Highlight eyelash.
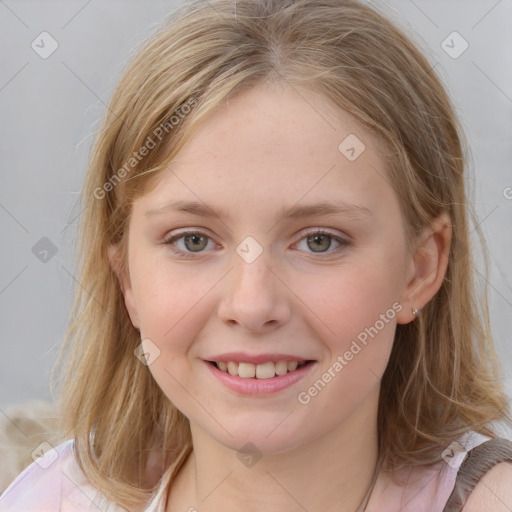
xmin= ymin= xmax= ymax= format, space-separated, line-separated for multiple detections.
xmin=163 ymin=229 xmax=351 ymax=259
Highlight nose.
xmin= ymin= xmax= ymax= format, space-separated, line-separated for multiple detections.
xmin=216 ymin=250 xmax=292 ymax=334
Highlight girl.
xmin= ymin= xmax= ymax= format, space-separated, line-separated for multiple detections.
xmin=2 ymin=0 xmax=512 ymax=510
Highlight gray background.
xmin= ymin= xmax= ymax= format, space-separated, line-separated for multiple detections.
xmin=1 ymin=1 xmax=511 ymax=419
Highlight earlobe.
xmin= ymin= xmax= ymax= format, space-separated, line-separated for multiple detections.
xmin=396 ymin=211 xmax=452 ymax=325
xmin=107 ymin=243 xmax=141 ymax=330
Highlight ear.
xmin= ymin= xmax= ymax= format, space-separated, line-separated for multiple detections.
xmin=107 ymin=243 xmax=141 ymax=330
xmin=396 ymin=211 xmax=452 ymax=325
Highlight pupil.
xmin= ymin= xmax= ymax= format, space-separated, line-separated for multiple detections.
xmin=183 ymin=234 xmax=331 ymax=253
xmin=308 ymin=234 xmax=330 ymax=252
xmin=185 ymin=235 xmax=207 ymax=252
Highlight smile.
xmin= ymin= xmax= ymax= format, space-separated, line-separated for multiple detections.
xmin=208 ymin=360 xmax=310 ymax=379
xmin=204 ymin=360 xmax=317 ymax=395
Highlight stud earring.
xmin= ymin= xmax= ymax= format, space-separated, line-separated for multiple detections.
xmin=412 ymin=307 xmax=418 ymax=318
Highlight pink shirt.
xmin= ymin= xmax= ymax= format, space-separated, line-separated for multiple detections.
xmin=0 ymin=431 xmax=491 ymax=511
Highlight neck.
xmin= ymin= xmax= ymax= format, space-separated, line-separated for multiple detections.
xmin=166 ymin=387 xmax=380 ymax=512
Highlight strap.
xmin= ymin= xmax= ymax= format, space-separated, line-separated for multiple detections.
xmin=443 ymin=437 xmax=512 ymax=512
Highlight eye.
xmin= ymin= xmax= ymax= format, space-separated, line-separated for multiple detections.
xmin=164 ymin=230 xmax=216 ymax=258
xmin=164 ymin=228 xmax=350 ymax=258
xmin=294 ymin=229 xmax=350 ymax=255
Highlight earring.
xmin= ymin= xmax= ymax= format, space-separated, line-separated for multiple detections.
xmin=412 ymin=307 xmax=418 ymax=318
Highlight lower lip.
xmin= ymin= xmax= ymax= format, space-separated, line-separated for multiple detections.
xmin=204 ymin=360 xmax=317 ymax=395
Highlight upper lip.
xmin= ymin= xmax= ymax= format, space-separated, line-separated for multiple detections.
xmin=205 ymin=353 xmax=314 ymax=365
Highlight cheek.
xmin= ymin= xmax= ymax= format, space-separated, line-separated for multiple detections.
xmin=295 ymin=269 xmax=399 ymax=416
xmin=133 ymin=258 xmax=220 ymax=348
xmin=301 ymin=260 xmax=401 ymax=335
xmin=132 ymin=265 xmax=216 ymax=407
xmin=293 ymin=257 xmax=401 ymax=390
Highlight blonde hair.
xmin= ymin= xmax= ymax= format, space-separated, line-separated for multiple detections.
xmin=51 ymin=0 xmax=512 ymax=508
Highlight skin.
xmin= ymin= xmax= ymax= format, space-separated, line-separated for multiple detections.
xmin=109 ymin=82 xmax=451 ymax=512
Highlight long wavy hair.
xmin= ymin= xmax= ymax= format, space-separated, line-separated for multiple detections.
xmin=51 ymin=0 xmax=512 ymax=508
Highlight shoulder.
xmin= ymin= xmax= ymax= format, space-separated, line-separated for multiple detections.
xmin=0 ymin=438 xmax=120 ymax=511
xmin=0 ymin=438 xmax=75 ymax=509
xmin=461 ymin=461 xmax=512 ymax=512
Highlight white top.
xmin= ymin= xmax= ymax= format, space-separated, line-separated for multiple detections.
xmin=0 ymin=438 xmax=169 ymax=511
xmin=0 ymin=431 xmax=493 ymax=511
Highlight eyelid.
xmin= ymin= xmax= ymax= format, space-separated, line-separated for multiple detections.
xmin=163 ymin=227 xmax=351 ymax=258
xmin=164 ymin=227 xmax=349 ymax=243
xmin=292 ymin=228 xmax=351 ymax=254
xmin=296 ymin=227 xmax=349 ymax=242
xmin=162 ymin=227 xmax=216 ymax=244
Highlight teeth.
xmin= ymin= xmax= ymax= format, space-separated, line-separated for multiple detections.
xmin=213 ymin=360 xmax=307 ymax=379
xmin=227 ymin=361 xmax=238 ymax=376
xmin=256 ymin=362 xmax=275 ymax=379
xmin=275 ymin=361 xmax=288 ymax=375
xmin=287 ymin=361 xmax=298 ymax=372
xmin=238 ymin=362 xmax=256 ymax=378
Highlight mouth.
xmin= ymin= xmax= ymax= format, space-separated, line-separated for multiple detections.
xmin=206 ymin=360 xmax=315 ymax=379
xmin=204 ymin=358 xmax=317 ymax=395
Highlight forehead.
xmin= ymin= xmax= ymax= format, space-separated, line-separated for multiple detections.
xmin=134 ymin=84 xmax=395 ymax=219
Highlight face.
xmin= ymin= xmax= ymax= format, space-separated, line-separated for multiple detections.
xmin=116 ymin=83 xmax=416 ymax=454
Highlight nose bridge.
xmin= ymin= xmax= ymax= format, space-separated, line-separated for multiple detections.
xmin=217 ymin=238 xmax=289 ymax=331
xmin=231 ymin=240 xmax=275 ymax=296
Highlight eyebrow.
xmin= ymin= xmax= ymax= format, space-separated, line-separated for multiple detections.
xmin=145 ymin=199 xmax=373 ymax=222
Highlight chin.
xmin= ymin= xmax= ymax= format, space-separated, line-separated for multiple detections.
xmin=203 ymin=419 xmax=310 ymax=455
